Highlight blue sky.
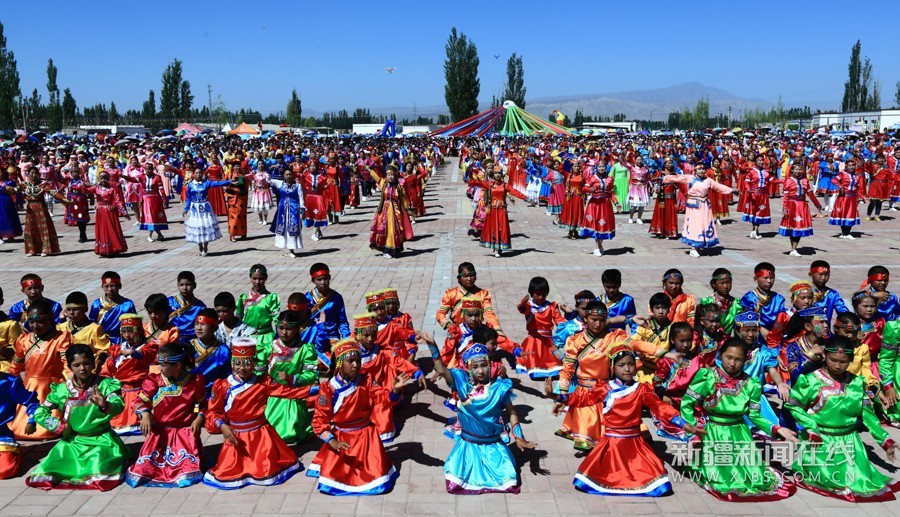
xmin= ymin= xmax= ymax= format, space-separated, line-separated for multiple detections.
xmin=2 ymin=1 xmax=897 ymax=115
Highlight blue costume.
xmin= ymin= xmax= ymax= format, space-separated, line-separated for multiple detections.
xmin=602 ymin=293 xmax=636 ymax=331
xmin=167 ymin=295 xmax=207 ymax=344
xmin=724 ymin=312 xmax=782 ymax=431
xmin=815 ymin=160 xmax=839 ymax=194
xmin=190 ymin=338 xmax=231 ymax=397
xmin=552 ymin=316 xmax=583 ymax=351
xmin=875 ymin=291 xmax=900 ymax=322
xmin=306 ymin=289 xmax=350 ymax=341
xmin=0 ymin=179 xmax=22 ymax=239
xmin=443 ymin=347 xmax=520 ymax=495
xmin=302 ymin=322 xmax=333 ymax=369
xmin=739 ymin=289 xmax=786 ymax=330
xmin=8 ymin=298 xmax=63 ymax=331
xmin=89 ymin=297 xmax=137 ymax=344
xmin=268 ymin=180 xmax=304 ymax=246
xmin=184 ymin=180 xmax=230 ymax=244
xmin=811 ymin=286 xmax=850 ymax=325
xmin=0 ymin=372 xmax=39 ymax=443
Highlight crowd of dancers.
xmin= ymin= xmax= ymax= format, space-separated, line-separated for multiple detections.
xmin=0 ymin=257 xmax=899 ymax=502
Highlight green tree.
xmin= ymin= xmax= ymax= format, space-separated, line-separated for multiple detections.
xmin=26 ymin=88 xmax=41 ymax=121
xmin=109 ymin=101 xmax=118 ymax=122
xmin=286 ymin=88 xmax=302 ymax=127
xmin=142 ymin=90 xmax=156 ymax=119
xmin=61 ymin=88 xmax=76 ymax=126
xmin=502 ymin=53 xmax=526 ymax=108
xmin=841 ymin=40 xmax=861 ymax=112
xmin=179 ymin=80 xmax=193 ymax=118
xmin=160 ymin=59 xmax=184 ymax=121
xmin=46 ymin=59 xmax=62 ymax=131
xmin=0 ymin=22 xmax=20 ymax=129
xmin=443 ymin=28 xmax=480 ymax=122
xmin=692 ymin=97 xmax=709 ymax=129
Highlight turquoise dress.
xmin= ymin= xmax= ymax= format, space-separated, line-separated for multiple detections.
xmin=443 ymin=368 xmax=519 ymax=494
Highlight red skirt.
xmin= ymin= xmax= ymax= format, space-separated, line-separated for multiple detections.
xmin=207 ymin=185 xmax=228 ymax=216
xmin=649 ymin=197 xmax=678 ymax=237
xmin=304 ymin=194 xmax=328 ymax=227
xmin=480 ymin=206 xmax=511 ymax=250
xmin=516 ymin=335 xmax=562 ymax=379
xmin=324 ymin=184 xmax=343 ymax=214
xmin=581 ymin=198 xmax=615 ymax=240
xmin=548 ymin=183 xmax=565 ymax=212
xmin=710 ymin=189 xmax=730 ymax=218
xmin=110 ymin=385 xmax=141 ymax=434
xmin=125 ymin=425 xmax=202 ymax=487
xmin=308 ymin=423 xmax=397 ymax=495
xmin=558 ymin=385 xmax=602 ymax=449
xmin=140 ymin=194 xmax=169 ymax=231
xmin=829 ymin=194 xmax=860 ymax=226
xmin=779 ymin=198 xmax=813 ymax=237
xmin=65 ymin=197 xmax=90 ymax=225
xmin=573 ymin=431 xmax=671 ymax=496
xmin=94 ymin=205 xmax=128 ymax=257
xmin=0 ymin=447 xmax=21 ymax=479
xmin=559 ymin=195 xmax=585 ymax=230
xmin=869 ymin=180 xmax=890 ymax=200
xmin=203 ymin=421 xmax=301 ymax=489
xmin=370 ymin=403 xmax=397 ymax=442
xmin=741 ymin=191 xmax=771 ymax=225
xmin=404 ymin=182 xmax=425 ymax=217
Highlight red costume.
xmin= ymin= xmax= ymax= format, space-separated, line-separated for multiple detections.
xmin=516 ymin=299 xmax=565 ymax=379
xmin=204 ymin=164 xmax=228 ymax=216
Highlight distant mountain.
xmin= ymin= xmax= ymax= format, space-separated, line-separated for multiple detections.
xmin=318 ymin=82 xmax=774 ymax=121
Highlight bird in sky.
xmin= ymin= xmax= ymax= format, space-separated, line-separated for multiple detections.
xmin=385 ymin=67 xmax=397 ymax=74
xmin=494 ymin=54 xmax=500 ymax=60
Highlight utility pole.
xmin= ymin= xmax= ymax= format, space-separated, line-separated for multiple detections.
xmin=207 ymin=84 xmax=213 ymax=116
xmin=727 ymin=106 xmax=732 ymax=128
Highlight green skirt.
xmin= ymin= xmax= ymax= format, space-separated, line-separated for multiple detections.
xmin=793 ymin=430 xmax=897 ymax=501
xmin=687 ymin=420 xmax=793 ymax=501
xmin=265 ymin=397 xmax=312 ymax=444
xmin=26 ymin=430 xmax=129 ymax=491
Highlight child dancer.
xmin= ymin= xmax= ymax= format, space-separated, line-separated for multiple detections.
xmin=552 ymin=290 xmax=595 ymax=351
xmin=183 ymin=168 xmax=232 ymax=257
xmin=236 ymin=264 xmax=281 ymax=341
xmin=600 ymin=269 xmax=637 ymax=330
xmin=306 ymin=263 xmax=351 ymax=342
xmin=203 ymin=338 xmax=309 ymax=489
xmin=680 ymin=338 xmax=798 ymax=501
xmin=309 ymin=339 xmax=404 ymax=495
xmin=86 ymin=170 xmax=129 ymax=257
xmin=249 ymin=161 xmax=273 ymax=225
xmin=63 ymin=167 xmax=90 ymax=242
xmin=779 ymin=162 xmax=822 ymax=256
xmin=581 ymin=164 xmax=618 ymax=256
xmin=427 ymin=339 xmax=535 ymax=494
xmin=380 ymin=288 xmax=418 ymax=362
xmin=144 ymin=293 xmax=180 ymax=375
xmin=255 ymin=311 xmax=318 ymax=444
xmin=829 ymin=159 xmax=866 ymax=240
xmin=125 ymin=343 xmax=207 ymax=488
xmin=89 ymin=272 xmax=137 ymax=344
xmin=626 ymin=154 xmax=651 ymax=224
xmin=102 ymin=314 xmax=158 ymax=435
xmin=630 ymin=292 xmax=674 ymax=382
xmin=663 ymin=162 xmax=733 ymax=257
xmin=26 ymin=344 xmax=129 ymax=491
xmin=268 ymin=168 xmax=305 ymax=257
xmin=516 ymin=277 xmax=565 ymax=387
xmin=0 ymin=369 xmax=37 ymax=479
xmin=867 ymin=154 xmax=891 ymax=221
xmin=740 ymin=262 xmax=787 ymax=332
xmin=692 ymin=303 xmax=725 ymax=365
xmin=0 ymin=287 xmax=21 ymax=374
xmin=699 ymin=268 xmax=741 ymax=335
xmin=861 ymin=266 xmax=900 ymax=321
xmin=559 ymin=162 xmax=586 ymax=239
xmin=786 ymin=336 xmax=900 ymax=501
xmin=136 ymin=165 xmax=169 ymax=242
xmin=809 ymin=261 xmax=850 ymax=324
xmin=783 ymin=306 xmax=829 ymax=384
xmin=662 ymin=269 xmax=695 ymax=323
xmin=651 ymin=322 xmax=702 ymax=439
xmin=560 ymin=343 xmax=698 ymax=496
xmin=649 ymin=159 xmax=680 ymax=239
xmin=168 ymin=271 xmax=207 ymax=345
xmin=190 ymin=308 xmax=231 ymax=396
xmin=60 ymin=292 xmax=111 ymax=366
xmin=767 ymin=281 xmax=815 ymax=349
xmin=8 ymin=300 xmax=71 ymax=440
xmin=224 ymin=164 xmax=247 ymax=242
xmin=8 ymin=274 xmax=63 ymax=329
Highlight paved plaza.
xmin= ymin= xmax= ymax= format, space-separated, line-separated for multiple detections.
xmin=0 ymin=157 xmax=899 ymax=516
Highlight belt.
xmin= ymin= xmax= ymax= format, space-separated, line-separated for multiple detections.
xmin=706 ymin=414 xmax=744 ymax=426
xmin=335 ymin=418 xmax=371 ymax=432
xmin=576 ymin=378 xmax=597 ymax=388
xmin=604 ymin=426 xmax=641 ymax=438
xmin=460 ymin=430 xmax=502 ymax=444
xmin=817 ymin=425 xmax=856 ymax=436
xmin=229 ymin=417 xmax=266 ymax=433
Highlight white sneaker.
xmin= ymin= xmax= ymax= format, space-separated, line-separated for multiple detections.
xmin=789 ymin=250 xmax=801 ymax=257
xmin=593 ymin=249 xmax=603 ymax=256
xmin=383 ymin=253 xmax=392 ymax=258
xmin=754 ymin=232 xmax=762 ymax=240
xmin=147 ymin=236 xmax=154 ymax=243
xmin=689 ymin=249 xmax=700 ymax=258
xmin=749 ymin=231 xmax=757 ymax=239
xmin=311 ymin=233 xmax=320 ymax=241
xmin=628 ymin=219 xmax=635 ymax=224
xmin=636 ymin=219 xmax=643 ymax=225
xmin=715 ymin=218 xmax=721 ymax=225
xmin=892 ymin=207 xmax=898 ymax=211
xmin=844 ymin=234 xmax=856 ymax=240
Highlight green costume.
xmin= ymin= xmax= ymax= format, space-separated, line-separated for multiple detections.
xmin=786 ymin=369 xmax=899 ymax=501
xmin=611 ymin=162 xmax=630 ymax=211
xmin=699 ymin=295 xmax=742 ymax=336
xmin=879 ymin=321 xmax=900 ymax=423
xmin=255 ymin=333 xmax=318 ymax=443
xmin=680 ymin=366 xmax=794 ymax=501
xmin=26 ymin=377 xmax=129 ymax=491
xmin=237 ymin=291 xmax=281 ymax=338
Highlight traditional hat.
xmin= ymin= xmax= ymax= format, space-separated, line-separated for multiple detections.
xmin=332 ymin=338 xmax=361 ymax=363
xmin=734 ymin=311 xmax=760 ymax=327
xmin=797 ymin=306 xmax=826 ymax=318
xmin=232 ymin=337 xmax=257 ymax=359
xmin=608 ymin=342 xmax=635 ymax=367
xmin=789 ymin=281 xmax=813 ymax=299
xmin=462 ymin=343 xmax=489 ymax=365
xmin=381 ymin=288 xmax=399 ymax=302
xmin=119 ymin=313 xmax=142 ymax=331
xmin=353 ymin=312 xmax=378 ymax=331
xmin=461 ymin=298 xmax=483 ymax=313
xmin=364 ymin=290 xmax=386 ymax=308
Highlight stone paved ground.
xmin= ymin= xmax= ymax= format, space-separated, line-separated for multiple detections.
xmin=1 ymin=157 xmax=899 ymax=516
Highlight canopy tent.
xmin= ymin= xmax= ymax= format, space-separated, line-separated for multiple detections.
xmin=228 ymin=122 xmax=259 ymax=135
xmin=174 ymin=122 xmax=202 ymax=136
xmin=429 ymin=101 xmax=574 ymax=137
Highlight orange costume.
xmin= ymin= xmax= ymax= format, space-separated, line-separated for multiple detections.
xmin=516 ymin=299 xmax=565 ymax=379
xmin=8 ymin=329 xmax=72 ymax=440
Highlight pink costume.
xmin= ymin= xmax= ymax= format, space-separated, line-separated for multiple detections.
xmin=663 ymin=175 xmax=732 ymax=249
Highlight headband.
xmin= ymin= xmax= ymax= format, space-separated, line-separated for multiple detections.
xmin=250 ymin=264 xmax=267 ymax=276
xmin=310 ymin=268 xmax=330 ymax=280
xmin=869 ymin=273 xmax=889 ymax=283
xmin=663 ymin=272 xmax=682 ymax=281
xmin=584 ymin=305 xmax=608 ymax=316
xmin=65 ymin=303 xmax=87 ymax=310
xmin=754 ymin=268 xmax=775 ymax=279
xmin=462 ymin=343 xmax=490 ymax=365
xmin=823 ymin=341 xmax=856 ymax=355
xmin=158 ymin=353 xmax=185 ymax=364
xmin=287 ymin=302 xmax=308 ymax=311
xmin=101 ymin=275 xmax=121 ymax=286
xmin=809 ymin=266 xmax=830 ymax=274
xmin=575 ymin=296 xmax=595 ymax=304
xmin=712 ymin=272 xmax=732 ymax=281
xmin=790 ymin=282 xmax=813 ymax=300
xmin=833 ymin=319 xmax=859 ymax=332
xmin=21 ymin=279 xmax=42 ymax=288
xmin=278 ymin=319 xmax=300 ymax=328
xmin=196 ymin=315 xmax=218 ymax=326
